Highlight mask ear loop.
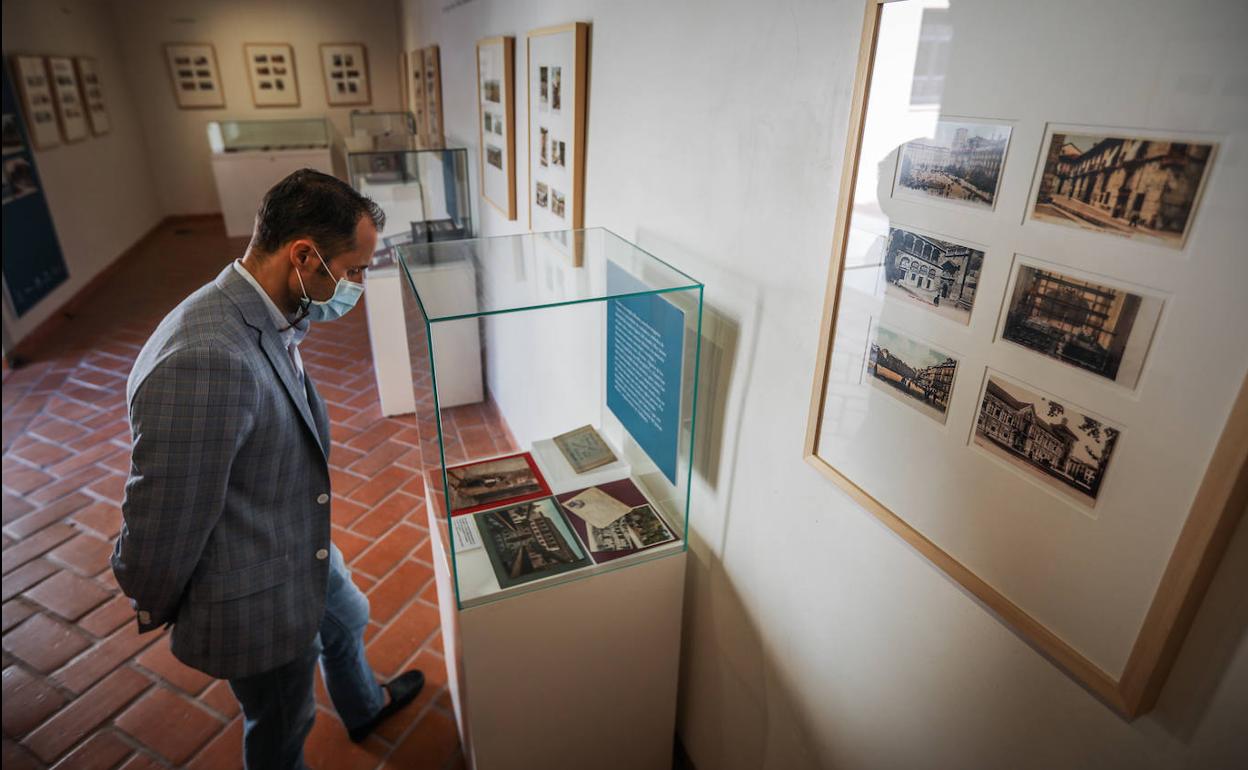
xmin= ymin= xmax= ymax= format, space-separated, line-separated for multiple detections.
xmin=280 ymin=248 xmax=317 ymax=332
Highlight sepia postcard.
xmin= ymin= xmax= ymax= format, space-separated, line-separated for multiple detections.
xmin=865 ymin=322 xmax=959 ymax=424
xmin=561 ymin=486 xmax=630 ymax=529
xmin=477 ymin=498 xmax=590 ymax=589
xmin=894 ymin=119 xmax=1011 ymax=209
xmin=446 ymin=452 xmax=551 ymax=515
xmin=882 ymin=226 xmax=984 ymax=325
xmin=583 ymin=505 xmax=676 ymax=556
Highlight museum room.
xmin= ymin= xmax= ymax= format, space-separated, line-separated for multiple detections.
xmin=2 ymin=0 xmax=1246 ymax=768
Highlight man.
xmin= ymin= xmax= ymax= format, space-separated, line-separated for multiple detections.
xmin=112 ymin=169 xmax=422 ymax=769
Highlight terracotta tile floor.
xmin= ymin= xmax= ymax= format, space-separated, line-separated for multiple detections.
xmin=1 ymin=217 xmax=508 ymax=769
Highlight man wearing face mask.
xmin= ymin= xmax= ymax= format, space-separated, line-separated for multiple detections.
xmin=112 ymin=169 xmax=423 ymax=769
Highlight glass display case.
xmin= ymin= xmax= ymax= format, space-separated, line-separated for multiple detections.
xmin=397 ymin=229 xmax=703 ymax=610
xmin=206 ymin=117 xmax=335 ymax=152
xmin=349 ymin=110 xmax=417 ymax=138
xmin=346 ymin=136 xmax=472 ymax=254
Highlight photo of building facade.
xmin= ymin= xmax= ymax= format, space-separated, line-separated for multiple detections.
xmin=1032 ymin=130 xmax=1214 ymax=247
xmin=478 ymin=498 xmax=590 ymax=588
xmin=895 ymin=120 xmax=1011 ymax=207
xmin=883 ymin=226 xmax=984 ymax=324
xmin=974 ymin=375 xmax=1120 ymax=504
xmin=866 ymin=324 xmax=959 ymax=422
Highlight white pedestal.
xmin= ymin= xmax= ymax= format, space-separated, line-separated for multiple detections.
xmin=429 ymin=503 xmax=686 ymax=770
xmin=210 ymin=148 xmax=337 ymax=237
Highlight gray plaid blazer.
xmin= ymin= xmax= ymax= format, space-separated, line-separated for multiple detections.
xmin=113 ymin=264 xmax=334 ymax=680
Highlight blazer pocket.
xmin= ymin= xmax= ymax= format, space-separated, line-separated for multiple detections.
xmin=188 ymin=555 xmax=291 ymax=602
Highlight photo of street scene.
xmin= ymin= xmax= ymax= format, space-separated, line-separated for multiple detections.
xmin=446 ymin=452 xmax=550 ymax=514
xmin=865 ymin=323 xmax=959 ymax=423
xmin=882 ymin=226 xmax=984 ymax=325
xmin=1031 ymin=129 xmax=1215 ymax=249
xmin=973 ymin=373 xmax=1121 ymax=506
xmin=895 ymin=119 xmax=1011 ymax=208
xmin=477 ymin=498 xmax=590 ymax=589
xmin=1001 ymin=262 xmax=1162 ymax=389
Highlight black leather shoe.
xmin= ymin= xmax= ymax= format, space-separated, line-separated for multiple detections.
xmin=348 ymin=670 xmax=426 ymax=743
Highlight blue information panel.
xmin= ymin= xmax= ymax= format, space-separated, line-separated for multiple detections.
xmin=606 ymin=261 xmax=685 ymax=485
xmin=2 ymin=63 xmax=68 ymax=316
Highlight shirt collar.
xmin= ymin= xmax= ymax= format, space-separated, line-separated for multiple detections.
xmin=232 ymin=260 xmax=309 ymax=346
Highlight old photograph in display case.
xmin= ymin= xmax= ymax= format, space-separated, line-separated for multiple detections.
xmin=805 ymin=0 xmax=1246 ymax=719
xmin=164 ymin=43 xmax=224 ymax=109
xmin=320 ymin=43 xmax=370 ymax=106
xmin=74 ymin=57 xmax=109 ymax=135
xmin=477 ymin=36 xmax=516 ymax=219
xmin=46 ymin=56 xmax=88 ymax=143
xmin=244 ymin=43 xmax=299 ymax=108
xmin=10 ymin=55 xmax=59 ymax=149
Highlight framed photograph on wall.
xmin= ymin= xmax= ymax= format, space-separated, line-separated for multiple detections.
xmin=73 ymin=57 xmax=109 ymax=135
xmin=477 ymin=36 xmax=516 ymax=219
xmin=804 ymin=0 xmax=1245 ymax=719
xmin=164 ymin=43 xmax=224 ymax=109
xmin=45 ymin=56 xmax=88 ymax=143
xmin=320 ymin=43 xmax=370 ymax=106
xmin=527 ymin=22 xmax=589 ymax=258
xmin=422 ymin=45 xmax=444 ymax=147
xmin=407 ymin=48 xmax=428 ymax=140
xmin=244 ymin=43 xmax=299 ymax=108
xmin=10 ymin=55 xmax=60 ymax=149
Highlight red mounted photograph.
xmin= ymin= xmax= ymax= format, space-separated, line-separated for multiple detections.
xmin=444 ymin=451 xmax=552 ymax=515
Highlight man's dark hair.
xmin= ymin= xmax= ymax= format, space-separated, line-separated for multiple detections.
xmin=249 ymin=168 xmax=385 ymax=256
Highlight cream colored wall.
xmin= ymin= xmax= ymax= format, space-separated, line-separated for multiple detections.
xmin=108 ymin=0 xmax=406 ymax=215
xmin=397 ymin=1 xmax=1248 ymax=768
xmin=2 ymin=0 xmax=162 ymax=344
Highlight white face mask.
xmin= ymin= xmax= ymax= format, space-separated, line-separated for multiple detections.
xmin=294 ymin=245 xmax=363 ymax=322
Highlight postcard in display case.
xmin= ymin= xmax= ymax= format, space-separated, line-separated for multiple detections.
xmin=477 ymin=36 xmax=516 ymax=219
xmin=446 ymin=452 xmax=552 ymax=515
xmin=557 ymin=479 xmax=676 ymax=565
xmin=320 ymin=43 xmax=370 ymax=106
xmin=421 ymin=46 xmax=444 ymax=147
xmin=245 ymin=43 xmax=299 ymax=108
xmin=73 ymin=57 xmax=109 ymax=135
xmin=10 ymin=56 xmax=59 ymax=149
xmin=526 ymin=23 xmax=589 ymax=238
xmin=164 ymin=43 xmax=224 ymax=109
xmin=805 ymin=0 xmax=1246 ymax=718
xmin=45 ymin=57 xmax=87 ymax=143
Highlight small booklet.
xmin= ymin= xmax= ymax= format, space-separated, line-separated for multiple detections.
xmin=552 ymin=424 xmax=618 ymax=474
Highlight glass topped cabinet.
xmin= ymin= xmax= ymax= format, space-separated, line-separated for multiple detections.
xmin=207 ymin=117 xmax=336 ymax=152
xmin=349 ymin=110 xmax=417 ymax=138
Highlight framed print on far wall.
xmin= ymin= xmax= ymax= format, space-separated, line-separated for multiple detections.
xmin=10 ymin=55 xmax=60 ymax=149
xmin=422 ymin=46 xmax=444 ymax=147
xmin=74 ymin=57 xmax=109 ymax=135
xmin=477 ymin=36 xmax=516 ymax=219
xmin=527 ymin=22 xmax=589 ymax=248
xmin=164 ymin=43 xmax=224 ymax=109
xmin=320 ymin=43 xmax=370 ymax=106
xmin=244 ymin=43 xmax=299 ymax=108
xmin=408 ymin=48 xmax=427 ymax=140
xmin=46 ymin=56 xmax=88 ymax=143
xmin=805 ymin=0 xmax=1248 ymax=720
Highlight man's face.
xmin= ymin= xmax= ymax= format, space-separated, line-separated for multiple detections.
xmin=290 ymin=215 xmax=378 ymax=303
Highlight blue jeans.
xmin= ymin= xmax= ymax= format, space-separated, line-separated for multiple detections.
xmin=228 ymin=544 xmax=387 ymax=770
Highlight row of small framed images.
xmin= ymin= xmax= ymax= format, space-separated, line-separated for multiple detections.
xmin=163 ymin=42 xmax=372 ymax=110
xmin=9 ymin=54 xmax=110 ymax=150
xmin=890 ymin=117 xmax=1216 ymax=252
xmin=405 ymin=45 xmax=444 ymax=148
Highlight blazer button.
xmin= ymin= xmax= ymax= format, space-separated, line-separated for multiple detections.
xmin=316 ymin=493 xmax=329 ymax=504
xmin=316 ymin=548 xmax=329 ymax=560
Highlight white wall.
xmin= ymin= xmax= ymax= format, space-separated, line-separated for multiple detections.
xmin=108 ymin=0 xmax=405 ymax=215
xmin=398 ymin=1 xmax=1248 ymax=768
xmin=2 ymin=0 xmax=162 ymax=344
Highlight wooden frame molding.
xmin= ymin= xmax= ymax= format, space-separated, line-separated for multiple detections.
xmin=476 ymin=36 xmax=517 ymax=220
xmin=803 ymin=0 xmax=1248 ymax=719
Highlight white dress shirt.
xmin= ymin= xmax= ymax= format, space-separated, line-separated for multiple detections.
xmin=231 ymin=260 xmax=310 ymax=391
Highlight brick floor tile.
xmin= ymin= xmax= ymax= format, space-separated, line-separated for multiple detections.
xmin=115 ymin=686 xmax=221 ymax=766
xmin=52 ymin=623 xmax=161 ymax=694
xmin=100 ymin=451 xmax=132 ymax=475
xmin=350 ymin=492 xmax=420 ymax=539
xmin=325 ymin=402 xmax=357 ymax=424
xmin=329 ymin=444 xmax=366 ymax=471
xmin=5 ymin=393 xmax=50 ymax=419
xmin=69 ymin=368 xmax=124 ymax=389
xmin=65 ymin=422 xmax=129 ymax=454
xmin=367 ymin=560 xmax=434 ymax=624
xmin=2 ymin=523 xmax=76 ymax=574
xmin=10 ymin=438 xmax=74 ymax=469
xmin=46 ymin=728 xmax=132 ymax=770
xmin=47 ymin=533 xmax=114 ymax=577
xmin=353 ymin=525 xmax=424 ymax=579
xmin=3 ymin=492 xmax=93 ymax=540
xmin=332 ymin=497 xmax=370 ymax=528
xmin=85 ymin=474 xmax=127 ymax=505
xmin=373 ymin=649 xmax=446 ymax=744
xmin=344 ymin=404 xmax=384 ymax=430
xmin=346 ymin=420 xmax=402 ymax=453
xmin=46 ymin=443 xmax=122 ymax=479
xmin=45 ymin=397 xmax=102 ymax=424
xmin=186 ymin=716 xmax=242 ymax=770
xmin=3 ymin=738 xmax=42 ymax=770
xmin=401 ymin=473 xmax=430 ymax=498
xmin=2 ymin=464 xmax=53 ymax=496
xmin=3 ymin=613 xmax=91 ymax=673
xmin=332 ymin=526 xmax=372 ymax=564
xmin=198 ymin=679 xmax=240 ymax=720
xmin=329 ymin=468 xmax=366 ymax=496
xmin=391 ymin=427 xmax=421 ymax=446
xmin=23 ymin=666 xmax=152 ymax=763
xmin=2 ymin=492 xmax=35 ymax=524
xmin=386 ymin=709 xmax=461 ymax=770
xmin=329 ymin=422 xmax=360 ymax=446
xmin=78 ymin=594 xmax=134 ymax=638
xmin=347 ymin=466 xmax=408 ymax=508
xmin=2 ymin=599 xmax=39 ymax=633
xmin=70 ymin=501 xmax=123 ymax=540
xmin=135 ymin=637 xmax=213 ymax=695
xmin=24 ymin=569 xmax=113 ymax=621
xmin=304 ymin=713 xmax=388 ymax=770
xmin=2 ymin=665 xmax=68 ymax=737
xmin=28 ymin=417 xmax=89 ymax=446
xmin=349 ymin=440 xmax=409 ymax=477
xmin=352 ymin=572 xmax=376 ymax=594
xmin=366 ymin=600 xmax=440 ymax=679
xmin=2 ymin=559 xmax=59 ymax=602
xmin=394 ymin=446 xmax=422 ymax=471
xmin=117 ymin=750 xmax=166 ymax=770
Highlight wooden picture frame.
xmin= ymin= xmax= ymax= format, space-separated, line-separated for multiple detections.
xmin=320 ymin=42 xmax=370 ymax=107
xmin=804 ymin=0 xmax=1247 ymax=719
xmin=526 ymin=22 xmax=589 ymax=262
xmin=73 ymin=57 xmax=109 ymax=136
xmin=9 ymin=55 xmax=60 ymax=149
xmin=45 ymin=56 xmax=88 ymax=143
xmin=477 ymin=36 xmax=517 ymax=220
xmin=244 ymin=43 xmax=299 ymax=108
xmin=408 ymin=48 xmax=428 ymax=141
xmin=422 ymin=45 xmax=445 ymax=147
xmin=164 ymin=43 xmax=225 ymax=109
